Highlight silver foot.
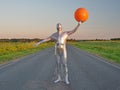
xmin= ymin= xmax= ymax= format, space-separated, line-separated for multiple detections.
xmin=54 ymin=75 xmax=61 ymax=83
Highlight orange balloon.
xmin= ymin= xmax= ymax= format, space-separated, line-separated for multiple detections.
xmin=74 ymin=8 xmax=89 ymax=22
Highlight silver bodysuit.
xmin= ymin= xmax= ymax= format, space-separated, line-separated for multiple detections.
xmin=35 ymin=22 xmax=81 ymax=84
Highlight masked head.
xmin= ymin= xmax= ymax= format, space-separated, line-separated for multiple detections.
xmin=56 ymin=23 xmax=62 ymax=31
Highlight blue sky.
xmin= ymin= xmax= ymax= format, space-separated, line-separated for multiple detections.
xmin=0 ymin=0 xmax=120 ymax=39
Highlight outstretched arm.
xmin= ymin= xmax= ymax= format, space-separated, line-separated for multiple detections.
xmin=35 ymin=37 xmax=51 ymax=46
xmin=67 ymin=22 xmax=82 ymax=36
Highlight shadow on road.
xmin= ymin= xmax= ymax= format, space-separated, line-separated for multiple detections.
xmin=23 ymin=80 xmax=72 ymax=90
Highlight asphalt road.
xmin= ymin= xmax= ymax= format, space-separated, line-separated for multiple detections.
xmin=0 ymin=45 xmax=120 ymax=90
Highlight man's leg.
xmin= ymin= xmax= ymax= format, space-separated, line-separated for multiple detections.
xmin=63 ymin=48 xmax=70 ymax=84
xmin=54 ymin=55 xmax=61 ymax=83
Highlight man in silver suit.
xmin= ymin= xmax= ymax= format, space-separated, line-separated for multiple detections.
xmin=35 ymin=22 xmax=81 ymax=84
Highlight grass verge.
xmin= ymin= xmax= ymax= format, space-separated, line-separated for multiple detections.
xmin=70 ymin=41 xmax=120 ymax=64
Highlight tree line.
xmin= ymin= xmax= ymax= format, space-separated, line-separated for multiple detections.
xmin=0 ymin=38 xmax=119 ymax=42
xmin=0 ymin=38 xmax=41 ymax=42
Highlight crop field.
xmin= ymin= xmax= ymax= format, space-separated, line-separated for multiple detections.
xmin=0 ymin=41 xmax=54 ymax=64
xmin=70 ymin=40 xmax=120 ymax=64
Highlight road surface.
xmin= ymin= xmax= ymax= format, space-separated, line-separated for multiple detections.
xmin=0 ymin=45 xmax=120 ymax=90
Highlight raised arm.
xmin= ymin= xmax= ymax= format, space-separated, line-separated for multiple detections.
xmin=67 ymin=22 xmax=81 ymax=36
xmin=35 ymin=37 xmax=51 ymax=46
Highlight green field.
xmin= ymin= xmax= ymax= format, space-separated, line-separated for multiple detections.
xmin=0 ymin=41 xmax=120 ymax=64
xmin=0 ymin=42 xmax=54 ymax=64
xmin=70 ymin=41 xmax=120 ymax=64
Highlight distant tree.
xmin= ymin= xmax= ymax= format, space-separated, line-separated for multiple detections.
xmin=0 ymin=39 xmax=10 ymax=42
xmin=111 ymin=38 xmax=120 ymax=40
